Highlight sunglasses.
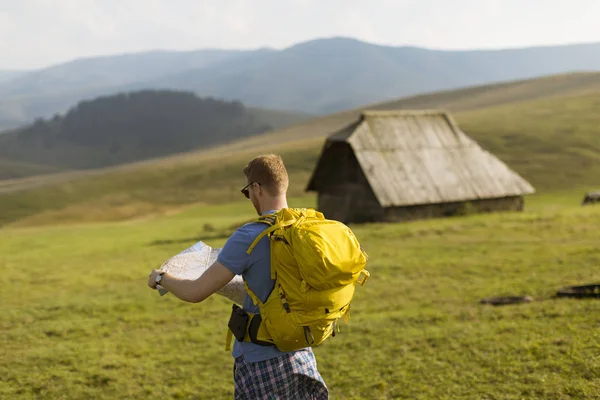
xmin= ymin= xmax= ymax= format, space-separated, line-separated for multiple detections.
xmin=241 ymin=182 xmax=260 ymax=199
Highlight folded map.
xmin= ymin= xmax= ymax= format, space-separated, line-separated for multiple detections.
xmin=157 ymin=240 xmax=245 ymax=305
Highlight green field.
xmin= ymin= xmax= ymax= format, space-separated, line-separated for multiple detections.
xmin=2 ymin=73 xmax=600 ymax=399
xmin=2 ymin=193 xmax=600 ymax=399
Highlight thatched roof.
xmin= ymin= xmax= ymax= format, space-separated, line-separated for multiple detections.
xmin=306 ymin=110 xmax=535 ymax=207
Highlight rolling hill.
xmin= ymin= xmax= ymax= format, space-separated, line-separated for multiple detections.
xmin=0 ymin=90 xmax=309 ymax=177
xmin=216 ymin=72 xmax=600 ymax=151
xmin=1 ymin=73 xmax=599 ymax=227
xmin=3 ymin=71 xmax=598 ymax=180
xmin=0 ymin=158 xmax=67 ymax=180
xmin=2 ymin=37 xmax=600 ymax=130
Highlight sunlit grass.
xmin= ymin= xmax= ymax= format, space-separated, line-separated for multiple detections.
xmin=2 ymin=193 xmax=599 ymax=399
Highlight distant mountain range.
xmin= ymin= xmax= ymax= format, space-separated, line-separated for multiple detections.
xmin=2 ymin=37 xmax=600 ymax=131
xmin=0 ymin=70 xmax=27 ymax=83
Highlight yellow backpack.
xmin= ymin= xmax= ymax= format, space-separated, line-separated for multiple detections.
xmin=225 ymin=207 xmax=370 ymax=353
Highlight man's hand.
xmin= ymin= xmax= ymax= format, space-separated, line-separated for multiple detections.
xmin=147 ymin=261 xmax=235 ymax=303
xmin=148 ymin=269 xmax=163 ymax=289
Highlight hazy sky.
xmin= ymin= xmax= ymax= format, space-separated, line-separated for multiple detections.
xmin=1 ymin=0 xmax=599 ymax=70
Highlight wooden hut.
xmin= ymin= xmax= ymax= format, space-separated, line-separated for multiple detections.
xmin=305 ymin=110 xmax=535 ymax=223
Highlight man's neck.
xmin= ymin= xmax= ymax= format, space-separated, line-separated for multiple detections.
xmin=260 ymin=196 xmax=288 ymax=215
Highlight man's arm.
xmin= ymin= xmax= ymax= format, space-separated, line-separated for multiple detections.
xmin=148 ymin=261 xmax=235 ymax=303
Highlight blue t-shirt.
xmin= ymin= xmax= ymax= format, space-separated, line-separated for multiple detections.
xmin=217 ymin=210 xmax=312 ymax=362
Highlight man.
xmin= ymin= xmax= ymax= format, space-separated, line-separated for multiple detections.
xmin=148 ymin=154 xmax=329 ymax=399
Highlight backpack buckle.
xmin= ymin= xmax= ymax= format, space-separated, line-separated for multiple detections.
xmin=357 ymin=270 xmax=370 ymax=286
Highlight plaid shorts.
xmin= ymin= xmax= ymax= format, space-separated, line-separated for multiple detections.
xmin=233 ymin=350 xmax=329 ymax=399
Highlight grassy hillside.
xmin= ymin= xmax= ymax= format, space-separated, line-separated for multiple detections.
xmin=1 ymin=192 xmax=599 ymax=399
xmin=0 ymin=138 xmax=323 ymax=227
xmin=456 ymin=94 xmax=600 ymax=191
xmin=264 ymin=72 xmax=600 ymax=143
xmin=245 ymin=106 xmax=311 ymax=129
xmin=1 ymin=76 xmax=599 ymax=227
xmin=0 ymin=158 xmax=67 ymax=180
xmin=0 ymin=99 xmax=596 ymax=227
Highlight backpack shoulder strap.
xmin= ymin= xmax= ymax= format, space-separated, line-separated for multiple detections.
xmin=243 ymin=279 xmax=262 ymax=307
xmin=243 ymin=213 xmax=276 ymax=253
xmin=245 ymin=211 xmax=298 ymax=254
xmin=246 ymin=223 xmax=279 ymax=254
